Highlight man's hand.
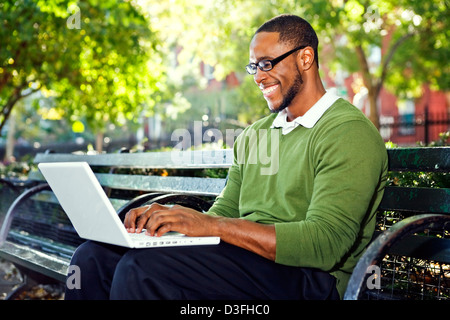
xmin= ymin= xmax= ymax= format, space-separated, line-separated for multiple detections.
xmin=123 ymin=202 xmax=277 ymax=261
xmin=124 ymin=203 xmax=215 ymax=237
xmin=123 ymin=203 xmax=162 ymax=234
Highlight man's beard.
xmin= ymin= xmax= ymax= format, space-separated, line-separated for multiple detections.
xmin=271 ymin=72 xmax=303 ymax=114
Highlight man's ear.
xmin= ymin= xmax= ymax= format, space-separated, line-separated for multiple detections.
xmin=298 ymin=46 xmax=315 ymax=71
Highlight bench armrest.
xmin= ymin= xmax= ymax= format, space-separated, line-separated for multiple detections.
xmin=343 ymin=213 xmax=450 ymax=300
xmin=0 ymin=183 xmax=52 ymax=247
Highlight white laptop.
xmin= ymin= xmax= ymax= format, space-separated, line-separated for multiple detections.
xmin=37 ymin=162 xmax=220 ymax=248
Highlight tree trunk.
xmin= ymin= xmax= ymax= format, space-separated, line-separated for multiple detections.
xmin=95 ymin=132 xmax=104 ymax=153
xmin=367 ymin=89 xmax=380 ymax=130
xmin=355 ymin=45 xmax=380 ymax=130
xmin=4 ymin=110 xmax=16 ymax=162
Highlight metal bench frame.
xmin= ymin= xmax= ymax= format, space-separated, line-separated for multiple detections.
xmin=344 ymin=147 xmax=450 ymax=300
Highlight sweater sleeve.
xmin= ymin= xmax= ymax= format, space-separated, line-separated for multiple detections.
xmin=205 ymin=146 xmax=242 ymax=219
xmin=274 ymin=120 xmax=387 ymax=271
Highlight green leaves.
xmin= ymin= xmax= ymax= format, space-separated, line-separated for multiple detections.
xmin=1 ymin=0 xmax=447 ymax=143
xmin=0 ymin=0 xmax=165 ymax=134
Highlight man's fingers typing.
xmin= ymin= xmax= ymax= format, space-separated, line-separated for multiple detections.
xmin=124 ymin=203 xmax=172 ymax=233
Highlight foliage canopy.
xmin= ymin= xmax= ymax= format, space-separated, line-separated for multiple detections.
xmin=0 ymin=0 xmax=167 ymax=134
xmin=0 ymin=0 xmax=448 ymax=148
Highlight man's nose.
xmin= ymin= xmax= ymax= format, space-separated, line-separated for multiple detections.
xmin=253 ymin=67 xmax=267 ymax=86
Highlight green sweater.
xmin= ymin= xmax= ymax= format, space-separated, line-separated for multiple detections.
xmin=206 ymin=98 xmax=388 ymax=298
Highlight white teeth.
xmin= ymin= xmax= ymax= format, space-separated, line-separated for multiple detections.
xmin=262 ymin=85 xmax=278 ymax=94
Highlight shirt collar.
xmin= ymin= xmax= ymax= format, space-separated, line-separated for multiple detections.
xmin=270 ymin=90 xmax=340 ymax=134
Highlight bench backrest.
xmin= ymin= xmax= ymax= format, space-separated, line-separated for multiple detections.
xmin=26 ymin=147 xmax=450 ymax=227
xmin=380 ymin=147 xmax=450 ymax=214
xmin=355 ymin=146 xmax=450 ymax=300
xmin=3 ymin=149 xmax=233 ymax=253
xmin=31 ymin=149 xmax=233 ymax=197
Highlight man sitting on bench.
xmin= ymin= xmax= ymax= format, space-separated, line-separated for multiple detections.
xmin=65 ymin=14 xmax=388 ymax=300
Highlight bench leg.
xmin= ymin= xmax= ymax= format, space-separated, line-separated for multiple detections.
xmin=3 ymin=265 xmax=64 ymax=300
xmin=4 ymin=273 xmax=39 ymax=300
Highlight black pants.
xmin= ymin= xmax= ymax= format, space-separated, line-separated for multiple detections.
xmin=65 ymin=240 xmax=339 ymax=300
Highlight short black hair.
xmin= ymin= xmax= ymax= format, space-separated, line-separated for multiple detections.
xmin=255 ymin=14 xmax=319 ymax=67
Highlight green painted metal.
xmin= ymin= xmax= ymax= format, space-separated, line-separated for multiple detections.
xmin=387 ymin=147 xmax=450 ymax=172
xmin=380 ymin=186 xmax=450 ymax=214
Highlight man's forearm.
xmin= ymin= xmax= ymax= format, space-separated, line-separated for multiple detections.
xmin=212 ymin=216 xmax=276 ymax=261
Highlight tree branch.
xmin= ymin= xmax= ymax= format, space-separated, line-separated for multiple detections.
xmin=0 ymin=82 xmax=41 ymax=133
xmin=355 ymin=45 xmax=373 ymax=90
xmin=376 ymin=32 xmax=416 ymax=94
xmin=0 ymin=72 xmax=12 ymax=93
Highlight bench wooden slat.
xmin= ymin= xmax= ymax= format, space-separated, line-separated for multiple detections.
xmin=0 ymin=241 xmax=69 ymax=283
xmin=33 ymin=149 xmax=234 ymax=169
xmin=29 ymin=189 xmax=136 ymax=211
xmin=7 ymin=231 xmax=76 ymax=259
xmin=95 ymin=173 xmax=227 ymax=196
xmin=26 ymin=171 xmax=227 ymax=198
xmin=387 ymin=147 xmax=450 ymax=172
xmin=379 ymin=186 xmax=450 ymax=214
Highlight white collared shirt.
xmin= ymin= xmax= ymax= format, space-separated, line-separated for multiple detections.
xmin=270 ymin=90 xmax=340 ymax=135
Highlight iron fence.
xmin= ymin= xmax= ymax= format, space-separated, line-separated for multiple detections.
xmin=380 ymin=110 xmax=449 ymax=145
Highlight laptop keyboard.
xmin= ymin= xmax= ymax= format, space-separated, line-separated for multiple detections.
xmin=127 ymin=232 xmax=149 ymax=240
xmin=127 ymin=230 xmax=184 ymax=240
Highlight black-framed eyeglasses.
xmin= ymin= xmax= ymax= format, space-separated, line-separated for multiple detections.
xmin=245 ymin=45 xmax=307 ymax=75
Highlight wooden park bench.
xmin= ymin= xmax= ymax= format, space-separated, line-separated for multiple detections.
xmin=0 ymin=147 xmax=449 ymax=300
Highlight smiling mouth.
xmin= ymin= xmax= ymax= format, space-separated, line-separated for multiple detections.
xmin=261 ymin=84 xmax=279 ymax=97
